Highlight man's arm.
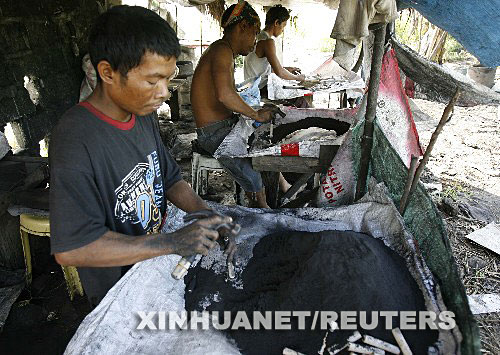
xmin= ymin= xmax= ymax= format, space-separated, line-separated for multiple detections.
xmin=54 ymin=181 xmax=236 ymax=267
xmin=211 ymin=44 xmax=273 ymax=123
xmin=54 ymin=215 xmax=230 ymax=267
xmin=165 ymin=180 xmax=209 ymax=213
xmin=261 ymin=40 xmax=305 ymax=82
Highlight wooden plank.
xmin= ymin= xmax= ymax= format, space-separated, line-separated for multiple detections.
xmin=319 ymin=145 xmax=339 ymax=166
xmin=280 ymin=172 xmax=314 ymax=204
xmin=465 ymin=223 xmax=500 ymax=255
xmin=252 ymin=156 xmax=325 ymax=173
xmin=281 ymin=187 xmax=320 ymax=208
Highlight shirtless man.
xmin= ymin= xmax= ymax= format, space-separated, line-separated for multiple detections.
xmin=191 ymin=1 xmax=289 ymax=208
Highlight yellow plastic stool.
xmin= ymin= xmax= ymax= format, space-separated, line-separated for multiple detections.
xmin=20 ymin=214 xmax=84 ymax=300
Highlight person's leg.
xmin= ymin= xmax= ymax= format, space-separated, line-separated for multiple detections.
xmin=216 ymin=156 xmax=270 ymax=208
xmin=278 ymin=173 xmax=291 ymax=193
xmin=245 ymin=190 xmax=270 ymax=209
xmin=196 ymin=123 xmax=269 ymax=208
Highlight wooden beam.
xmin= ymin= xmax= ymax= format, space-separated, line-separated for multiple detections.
xmin=252 ymin=156 xmax=325 ymax=173
xmin=355 ymin=23 xmax=387 ymax=201
xmin=401 ymin=89 xmax=460 ymax=212
xmin=280 ymin=172 xmax=314 ymax=205
xmin=281 ymin=187 xmax=320 ymax=208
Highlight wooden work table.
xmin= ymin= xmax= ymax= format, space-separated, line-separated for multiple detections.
xmin=251 ymin=145 xmax=339 ymax=208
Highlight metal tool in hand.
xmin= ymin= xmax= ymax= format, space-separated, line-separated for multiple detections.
xmin=262 ymin=103 xmax=286 ymax=139
xmin=171 ymin=210 xmax=240 ymax=280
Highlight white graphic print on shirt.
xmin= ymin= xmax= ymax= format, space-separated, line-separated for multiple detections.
xmin=114 ymin=150 xmax=164 ymax=233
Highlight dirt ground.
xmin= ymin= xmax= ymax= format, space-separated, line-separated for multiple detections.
xmin=413 ymin=99 xmax=500 ymax=354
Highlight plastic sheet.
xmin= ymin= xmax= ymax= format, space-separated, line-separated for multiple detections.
xmin=316 ymin=49 xmax=423 ymax=207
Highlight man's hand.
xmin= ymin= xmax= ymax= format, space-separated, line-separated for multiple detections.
xmin=166 ymin=215 xmax=233 ymax=256
xmin=218 ymin=223 xmax=239 ymax=263
xmin=256 ymin=104 xmax=287 ymax=123
xmin=285 ymin=66 xmax=302 ymax=75
xmin=256 ymin=107 xmax=275 ymax=123
xmin=297 ymin=73 xmax=306 ymax=82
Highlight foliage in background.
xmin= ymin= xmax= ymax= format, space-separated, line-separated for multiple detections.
xmin=395 ymin=9 xmax=474 ymax=64
xmin=442 ymin=36 xmax=474 ymax=63
xmin=442 ymin=181 xmax=470 ymax=201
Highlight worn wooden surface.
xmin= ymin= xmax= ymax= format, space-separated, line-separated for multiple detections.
xmin=253 ymin=144 xmax=339 ymax=207
xmin=252 ymin=156 xmax=324 ymax=173
xmin=280 ymin=172 xmax=314 ymax=205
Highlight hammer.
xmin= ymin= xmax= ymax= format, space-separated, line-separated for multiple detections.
xmin=262 ymin=103 xmax=286 ymax=139
xmin=171 ymin=210 xmax=241 ymax=280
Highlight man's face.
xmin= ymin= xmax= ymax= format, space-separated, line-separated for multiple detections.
xmin=239 ymin=21 xmax=260 ymax=56
xmin=275 ymin=20 xmax=287 ymax=37
xmin=108 ymin=52 xmax=177 ymax=116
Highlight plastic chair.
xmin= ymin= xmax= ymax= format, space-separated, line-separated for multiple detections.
xmin=20 ymin=214 xmax=84 ymax=300
xmin=191 ymin=152 xmax=225 ymax=195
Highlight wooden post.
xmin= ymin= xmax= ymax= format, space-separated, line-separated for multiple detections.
xmin=355 ymin=23 xmax=387 ymax=201
xmin=401 ymin=89 xmax=461 ymax=213
xmin=399 ymin=155 xmax=419 ymax=214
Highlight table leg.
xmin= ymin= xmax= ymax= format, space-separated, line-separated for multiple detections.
xmin=261 ymin=171 xmax=280 ymax=209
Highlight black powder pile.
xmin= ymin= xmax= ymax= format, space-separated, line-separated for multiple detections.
xmin=184 ymin=230 xmax=438 ymax=354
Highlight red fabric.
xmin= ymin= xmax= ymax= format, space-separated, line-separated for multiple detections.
xmin=404 ymin=77 xmax=415 ymax=98
xmin=281 ymin=143 xmax=300 ymax=156
xmin=79 ymin=102 xmax=136 ymax=130
xmin=378 ymin=49 xmax=424 ymax=160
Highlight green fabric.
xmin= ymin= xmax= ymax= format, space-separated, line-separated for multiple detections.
xmin=352 ymin=118 xmax=481 ymax=355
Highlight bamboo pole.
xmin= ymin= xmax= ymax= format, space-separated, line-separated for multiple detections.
xmin=401 ymin=88 xmax=461 ymax=213
xmin=355 ymin=23 xmax=387 ymax=201
xmin=399 ymin=155 xmax=419 ymax=214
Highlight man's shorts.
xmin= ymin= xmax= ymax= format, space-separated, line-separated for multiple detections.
xmin=196 ymin=115 xmax=263 ymax=192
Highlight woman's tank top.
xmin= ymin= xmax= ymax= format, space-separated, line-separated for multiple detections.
xmin=243 ymin=31 xmax=281 ymax=89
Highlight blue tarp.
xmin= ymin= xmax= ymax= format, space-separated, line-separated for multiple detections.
xmin=398 ymin=0 xmax=500 ymax=67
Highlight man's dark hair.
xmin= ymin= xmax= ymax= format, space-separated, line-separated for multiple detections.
xmin=89 ymin=5 xmax=181 ymax=81
xmin=265 ymin=5 xmax=290 ymax=26
xmin=221 ymin=3 xmax=260 ymax=33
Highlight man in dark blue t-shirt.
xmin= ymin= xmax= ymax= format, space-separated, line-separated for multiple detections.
xmin=49 ymin=5 xmax=235 ymax=305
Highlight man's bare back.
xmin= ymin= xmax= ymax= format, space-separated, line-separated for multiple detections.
xmin=191 ymin=40 xmax=235 ymax=128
